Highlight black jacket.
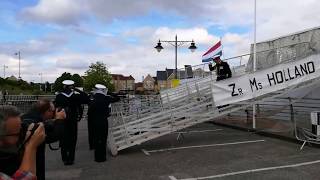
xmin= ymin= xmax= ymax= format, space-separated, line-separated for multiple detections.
xmin=20 ymin=111 xmax=64 ymax=180
xmin=55 ymin=90 xmax=88 ymax=122
xmin=88 ymin=92 xmax=119 ymax=121
xmin=209 ymin=61 xmax=232 ymax=81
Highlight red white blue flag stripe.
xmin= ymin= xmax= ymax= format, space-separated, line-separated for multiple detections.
xmin=202 ymin=41 xmax=222 ymax=62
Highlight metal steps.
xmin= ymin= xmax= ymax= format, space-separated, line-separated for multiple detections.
xmin=108 ymin=69 xmax=320 ymax=155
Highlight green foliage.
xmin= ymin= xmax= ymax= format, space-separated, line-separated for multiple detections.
xmin=71 ymin=74 xmax=83 ymax=87
xmin=83 ymin=61 xmax=114 ymax=91
xmin=0 ymin=77 xmax=44 ymax=95
xmin=53 ymin=72 xmax=73 ymax=92
xmin=54 ymin=73 xmax=84 ymax=92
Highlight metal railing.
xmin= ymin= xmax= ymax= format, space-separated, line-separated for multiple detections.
xmin=174 ymin=41 xmax=313 ymax=81
xmin=0 ymin=95 xmax=55 ymax=113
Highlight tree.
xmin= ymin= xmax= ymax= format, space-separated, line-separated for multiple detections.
xmin=53 ymin=73 xmax=85 ymax=92
xmin=71 ymin=74 xmax=84 ymax=87
xmin=84 ymin=61 xmax=114 ymax=91
xmin=53 ymin=72 xmax=72 ymax=92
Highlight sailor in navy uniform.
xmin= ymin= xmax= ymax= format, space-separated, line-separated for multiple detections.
xmin=209 ymin=56 xmax=232 ymax=81
xmin=88 ymin=84 xmax=119 ymax=162
xmin=87 ymin=90 xmax=95 ymax=150
xmin=55 ymin=80 xmax=88 ymax=165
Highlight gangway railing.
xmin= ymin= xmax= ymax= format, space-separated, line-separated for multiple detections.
xmin=108 ymin=41 xmax=320 ymax=155
xmin=174 ymin=41 xmax=312 ymax=82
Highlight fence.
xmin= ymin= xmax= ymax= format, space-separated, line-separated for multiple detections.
xmin=175 ymin=41 xmax=312 ymax=82
xmin=0 ymin=95 xmax=55 ymax=113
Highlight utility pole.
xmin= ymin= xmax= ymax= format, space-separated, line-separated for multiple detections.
xmin=3 ymin=65 xmax=8 ymax=78
xmin=14 ymin=51 xmax=21 ymax=79
xmin=39 ymin=73 xmax=43 ymax=91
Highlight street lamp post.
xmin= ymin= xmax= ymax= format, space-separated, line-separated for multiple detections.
xmin=154 ymin=35 xmax=197 ymax=79
xmin=3 ymin=65 xmax=8 ymax=78
xmin=39 ymin=73 xmax=43 ymax=91
xmin=253 ymin=0 xmax=257 ymax=130
xmin=14 ymin=51 xmax=21 ymax=79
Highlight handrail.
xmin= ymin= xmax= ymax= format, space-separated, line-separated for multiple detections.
xmin=171 ymin=41 xmax=312 ymax=81
xmin=176 ymin=41 xmax=311 ymax=71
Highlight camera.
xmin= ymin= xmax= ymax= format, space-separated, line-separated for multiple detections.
xmin=19 ymin=119 xmax=54 ymax=148
xmin=19 ymin=107 xmax=64 ymax=143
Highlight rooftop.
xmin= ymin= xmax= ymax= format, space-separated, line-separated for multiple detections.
xmin=111 ymin=74 xmax=135 ymax=80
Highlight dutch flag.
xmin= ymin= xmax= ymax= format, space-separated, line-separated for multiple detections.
xmin=202 ymin=41 xmax=222 ymax=62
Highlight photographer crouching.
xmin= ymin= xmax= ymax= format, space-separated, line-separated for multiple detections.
xmin=0 ymin=105 xmax=45 ymax=180
xmin=0 ymin=99 xmax=66 ymax=180
xmin=21 ymin=99 xmax=66 ymax=180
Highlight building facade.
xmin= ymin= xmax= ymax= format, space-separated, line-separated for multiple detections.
xmin=111 ymin=74 xmax=135 ymax=92
xmin=143 ymin=74 xmax=155 ymax=91
xmin=156 ymin=69 xmax=175 ymax=90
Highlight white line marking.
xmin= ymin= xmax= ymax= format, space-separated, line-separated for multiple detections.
xmin=146 ymin=139 xmax=265 ymax=153
xmin=141 ymin=149 xmax=150 ymax=156
xmin=175 ymin=129 xmax=223 ymax=134
xmin=172 ymin=159 xmax=320 ymax=180
xmin=168 ymin=176 xmax=178 ymax=180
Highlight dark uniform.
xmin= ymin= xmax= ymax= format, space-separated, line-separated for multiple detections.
xmin=209 ymin=61 xmax=232 ymax=81
xmin=55 ymin=89 xmax=88 ymax=165
xmin=87 ymin=93 xmax=94 ymax=150
xmin=209 ymin=60 xmax=232 ymax=109
xmin=87 ymin=91 xmax=119 ymax=162
xmin=21 ymin=112 xmax=64 ymax=180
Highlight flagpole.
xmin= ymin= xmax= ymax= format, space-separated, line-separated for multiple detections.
xmin=175 ymin=35 xmax=178 ymax=79
xmin=253 ymin=0 xmax=257 ymax=130
xmin=220 ymin=36 xmax=224 ymax=60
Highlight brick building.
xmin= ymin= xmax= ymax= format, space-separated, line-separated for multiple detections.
xmin=111 ymin=74 xmax=135 ymax=92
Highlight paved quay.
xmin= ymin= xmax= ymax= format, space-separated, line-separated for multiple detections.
xmin=45 ymin=120 xmax=320 ymax=180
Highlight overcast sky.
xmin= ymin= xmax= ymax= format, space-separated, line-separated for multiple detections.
xmin=0 ymin=0 xmax=320 ymax=83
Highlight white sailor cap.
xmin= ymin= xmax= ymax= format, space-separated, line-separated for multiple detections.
xmin=95 ymin=84 xmax=107 ymax=89
xmin=62 ymin=80 xmax=75 ymax=86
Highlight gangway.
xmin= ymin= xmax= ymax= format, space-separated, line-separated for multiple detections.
xmin=109 ymin=76 xmax=320 ymax=155
xmin=109 ymin=27 xmax=320 ymax=155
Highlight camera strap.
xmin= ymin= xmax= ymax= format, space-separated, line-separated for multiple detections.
xmin=48 ymin=143 xmax=60 ymax=151
xmin=18 ymin=124 xmax=39 ymax=151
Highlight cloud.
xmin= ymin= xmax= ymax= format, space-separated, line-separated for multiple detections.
xmin=254 ymin=0 xmax=320 ymax=41
xmin=221 ymin=33 xmax=251 ymax=66
xmin=152 ymin=27 xmax=219 ymax=46
xmin=48 ymin=27 xmax=222 ymax=81
xmin=19 ymin=0 xmax=215 ymax=26
xmin=19 ymin=0 xmax=320 ymax=36
xmin=19 ymin=0 xmax=320 ymax=46
xmin=122 ymin=26 xmax=220 ymax=47
xmin=69 ymin=26 xmax=113 ymax=38
xmin=0 ymin=54 xmax=41 ymax=80
xmin=223 ymin=33 xmax=250 ymax=55
xmin=56 ymin=58 xmax=89 ymax=70
xmin=0 ymin=34 xmax=68 ymax=57
xmin=0 ymin=25 xmax=251 ymax=83
xmin=20 ymin=0 xmax=85 ymax=25
xmin=9 ymin=0 xmax=320 ymax=84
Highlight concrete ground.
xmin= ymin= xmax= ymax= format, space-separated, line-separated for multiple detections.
xmin=45 ymin=120 xmax=320 ymax=180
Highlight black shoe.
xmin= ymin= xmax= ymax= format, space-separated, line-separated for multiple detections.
xmin=64 ymin=161 xmax=74 ymax=165
xmin=94 ymin=158 xmax=106 ymax=163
